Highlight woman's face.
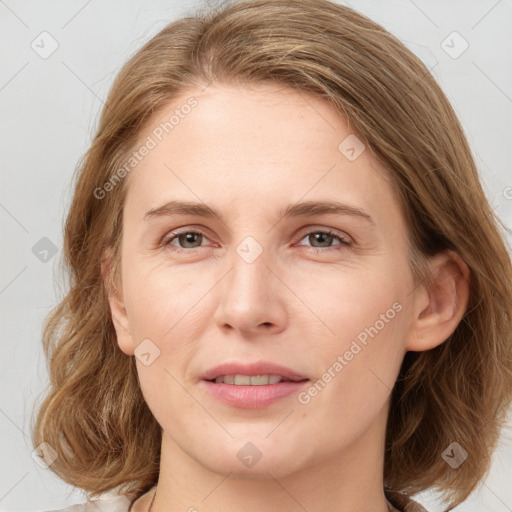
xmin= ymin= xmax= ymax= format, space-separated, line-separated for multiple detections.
xmin=110 ymin=82 xmax=420 ymax=478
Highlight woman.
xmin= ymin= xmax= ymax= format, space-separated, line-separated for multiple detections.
xmin=32 ymin=0 xmax=512 ymax=511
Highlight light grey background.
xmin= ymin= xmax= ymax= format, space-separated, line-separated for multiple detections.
xmin=1 ymin=1 xmax=511 ymax=511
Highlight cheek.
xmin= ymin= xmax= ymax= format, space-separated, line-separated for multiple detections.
xmin=297 ymin=285 xmax=406 ymax=436
xmin=122 ymin=254 xmax=201 ymax=337
xmin=294 ymin=264 xmax=408 ymax=398
xmin=296 ymin=263 xmax=406 ymax=344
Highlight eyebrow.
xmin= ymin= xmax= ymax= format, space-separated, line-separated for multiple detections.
xmin=144 ymin=200 xmax=375 ymax=225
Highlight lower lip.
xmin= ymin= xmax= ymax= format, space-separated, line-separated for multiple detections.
xmin=201 ymin=379 xmax=310 ymax=408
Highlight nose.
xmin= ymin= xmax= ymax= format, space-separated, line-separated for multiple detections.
xmin=212 ymin=248 xmax=287 ymax=336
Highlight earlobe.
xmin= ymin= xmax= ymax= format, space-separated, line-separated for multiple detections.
xmin=406 ymin=250 xmax=470 ymax=352
xmin=101 ymin=249 xmax=135 ymax=356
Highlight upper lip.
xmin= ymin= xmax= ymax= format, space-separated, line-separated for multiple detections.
xmin=202 ymin=361 xmax=309 ymax=382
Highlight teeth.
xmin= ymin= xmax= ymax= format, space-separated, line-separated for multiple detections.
xmin=235 ymin=375 xmax=252 ymax=385
xmin=213 ymin=374 xmax=288 ymax=385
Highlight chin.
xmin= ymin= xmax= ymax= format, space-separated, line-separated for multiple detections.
xmin=195 ymin=442 xmax=307 ymax=480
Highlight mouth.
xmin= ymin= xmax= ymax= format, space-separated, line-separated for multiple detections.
xmin=200 ymin=362 xmax=310 ymax=408
xmin=206 ymin=374 xmax=307 ymax=385
xmin=201 ymin=361 xmax=308 ymax=383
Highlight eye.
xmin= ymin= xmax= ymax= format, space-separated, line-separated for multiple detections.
xmin=160 ymin=228 xmax=352 ymax=253
xmin=161 ymin=229 xmax=212 ymax=251
xmin=296 ymin=229 xmax=352 ymax=251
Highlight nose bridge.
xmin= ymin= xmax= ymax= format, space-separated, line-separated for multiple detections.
xmin=227 ymin=234 xmax=273 ymax=303
xmin=225 ymin=218 xmax=272 ymax=284
xmin=213 ymin=231 xmax=286 ymax=332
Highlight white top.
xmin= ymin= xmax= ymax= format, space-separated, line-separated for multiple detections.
xmin=42 ymin=486 xmax=428 ymax=512
xmin=43 ymin=495 xmax=133 ymax=512
xmin=41 ymin=487 xmax=155 ymax=512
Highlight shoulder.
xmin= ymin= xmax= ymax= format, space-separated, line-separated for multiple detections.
xmin=41 ymin=494 xmax=132 ymax=512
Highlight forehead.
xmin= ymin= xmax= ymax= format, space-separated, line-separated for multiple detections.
xmin=123 ymin=82 xmax=400 ymax=224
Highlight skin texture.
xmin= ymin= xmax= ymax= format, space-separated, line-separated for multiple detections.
xmin=105 ymin=82 xmax=470 ymax=512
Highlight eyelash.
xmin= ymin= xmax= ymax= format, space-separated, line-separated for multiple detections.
xmin=160 ymin=228 xmax=352 ymax=253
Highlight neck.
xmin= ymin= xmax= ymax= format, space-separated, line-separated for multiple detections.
xmin=150 ymin=402 xmax=393 ymax=512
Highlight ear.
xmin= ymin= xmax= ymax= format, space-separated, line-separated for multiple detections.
xmin=101 ymin=248 xmax=135 ymax=356
xmin=405 ymin=250 xmax=470 ymax=352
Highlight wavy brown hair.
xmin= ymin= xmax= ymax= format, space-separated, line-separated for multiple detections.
xmin=31 ymin=0 xmax=512 ymax=509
